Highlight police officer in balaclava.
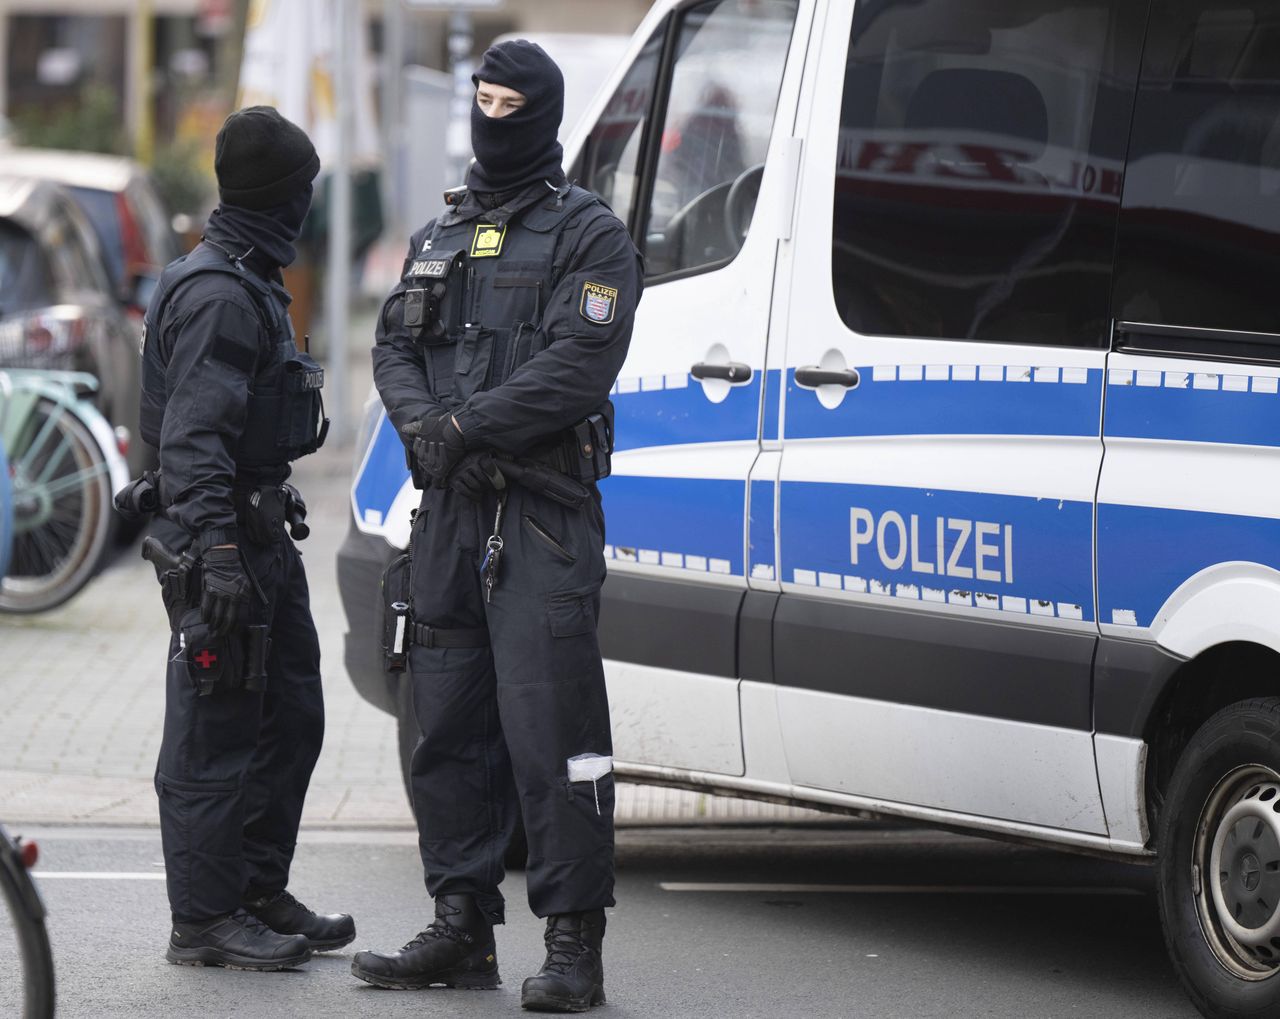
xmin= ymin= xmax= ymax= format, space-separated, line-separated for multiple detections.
xmin=354 ymin=41 xmax=644 ymax=1011
xmin=135 ymin=106 xmax=353 ymax=970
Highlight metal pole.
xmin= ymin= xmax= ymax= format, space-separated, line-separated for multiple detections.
xmin=126 ymin=0 xmax=155 ymax=164
xmin=382 ymin=0 xmax=407 ymax=239
xmin=0 ymin=2 xmax=10 ymax=123
xmin=445 ymin=10 xmax=474 ymax=186
xmin=324 ymin=0 xmax=354 ymax=443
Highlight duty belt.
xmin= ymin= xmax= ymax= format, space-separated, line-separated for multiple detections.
xmin=410 ymin=622 xmax=490 ymax=649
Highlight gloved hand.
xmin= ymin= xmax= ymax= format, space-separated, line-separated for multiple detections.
xmin=200 ymin=545 xmax=251 ymax=638
xmin=402 ymin=411 xmax=466 ymax=488
xmin=448 ymin=453 xmax=506 ymax=502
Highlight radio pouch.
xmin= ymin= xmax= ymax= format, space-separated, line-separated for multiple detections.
xmin=380 ymin=552 xmax=413 ymax=672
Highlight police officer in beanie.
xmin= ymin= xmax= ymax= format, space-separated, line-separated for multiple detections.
xmin=352 ymin=41 xmax=642 ymax=1010
xmin=137 ymin=106 xmax=353 ymax=970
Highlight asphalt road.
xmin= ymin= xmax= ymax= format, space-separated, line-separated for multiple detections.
xmin=0 ymin=822 xmax=1198 ymax=1019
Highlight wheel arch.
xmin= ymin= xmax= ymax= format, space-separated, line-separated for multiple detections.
xmin=1142 ymin=641 xmax=1280 ymax=841
xmin=1151 ymin=562 xmax=1280 ymax=661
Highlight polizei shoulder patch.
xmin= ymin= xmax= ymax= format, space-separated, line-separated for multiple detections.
xmin=580 ymin=282 xmax=618 ymax=325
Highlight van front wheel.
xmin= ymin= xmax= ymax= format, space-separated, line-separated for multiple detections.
xmin=1158 ymin=698 xmax=1280 ymax=1018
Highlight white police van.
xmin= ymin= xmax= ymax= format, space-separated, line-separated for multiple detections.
xmin=340 ymin=1 xmax=1280 ymax=1013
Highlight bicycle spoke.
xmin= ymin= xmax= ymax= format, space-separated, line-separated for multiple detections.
xmin=34 ymin=433 xmax=79 ymax=485
xmin=44 ymin=515 xmax=80 ymax=550
xmin=11 ymin=531 xmax=53 ymax=580
xmin=39 ymin=462 xmax=108 ymax=502
xmin=15 ymin=403 xmax=67 ymax=475
xmin=27 ymin=522 xmax=66 ymax=575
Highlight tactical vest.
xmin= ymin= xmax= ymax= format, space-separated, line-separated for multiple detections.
xmin=140 ymin=243 xmax=327 ymax=468
xmin=398 ymin=184 xmax=608 ymax=410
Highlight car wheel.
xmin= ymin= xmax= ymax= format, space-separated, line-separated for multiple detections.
xmin=393 ymin=671 xmax=528 ymax=871
xmin=1158 ymin=697 xmax=1280 ymax=1018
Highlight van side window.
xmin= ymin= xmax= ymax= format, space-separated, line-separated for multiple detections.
xmin=1112 ymin=1 xmax=1280 ymax=337
xmin=642 ymin=0 xmax=798 ymax=280
xmin=571 ymin=25 xmax=666 ymax=227
xmin=831 ymin=1 xmax=1145 ymax=346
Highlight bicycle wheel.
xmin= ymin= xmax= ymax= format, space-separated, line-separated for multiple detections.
xmin=0 ymin=395 xmax=112 ymax=614
xmin=0 ymin=826 xmax=55 ymax=1019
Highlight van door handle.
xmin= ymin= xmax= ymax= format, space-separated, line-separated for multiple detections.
xmin=691 ymin=361 xmax=752 ymax=383
xmin=795 ymin=366 xmax=860 ymax=388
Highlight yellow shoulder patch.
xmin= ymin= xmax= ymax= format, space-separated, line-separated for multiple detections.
xmin=470 ymin=223 xmax=506 ymax=258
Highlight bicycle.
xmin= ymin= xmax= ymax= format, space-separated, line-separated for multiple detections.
xmin=0 ymin=369 xmax=127 ymax=613
xmin=0 ymin=822 xmax=55 ymax=1018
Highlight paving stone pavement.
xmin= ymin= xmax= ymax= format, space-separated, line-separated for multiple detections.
xmin=0 ymin=308 xmax=822 ymax=830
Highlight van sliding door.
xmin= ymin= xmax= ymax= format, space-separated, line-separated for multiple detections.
xmin=1096 ymin=2 xmax=1280 ymax=756
xmin=772 ymin=0 xmax=1145 ymax=834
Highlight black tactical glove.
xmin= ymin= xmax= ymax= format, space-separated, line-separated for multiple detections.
xmin=448 ymin=452 xmax=506 ymax=502
xmin=200 ymin=546 xmax=251 ymax=638
xmin=402 ymin=411 xmax=466 ymax=488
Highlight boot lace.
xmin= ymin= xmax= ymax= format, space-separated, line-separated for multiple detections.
xmin=230 ymin=908 xmax=274 ymax=936
xmin=401 ymin=901 xmax=473 ymax=952
xmin=272 ymin=890 xmax=315 ymax=917
xmin=542 ymin=926 xmax=589 ymax=974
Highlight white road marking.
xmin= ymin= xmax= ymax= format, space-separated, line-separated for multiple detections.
xmin=34 ymin=872 xmax=167 ymax=880
xmin=658 ymin=882 xmax=1142 ymax=895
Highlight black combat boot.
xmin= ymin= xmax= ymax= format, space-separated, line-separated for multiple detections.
xmin=521 ymin=910 xmax=607 ymax=1012
xmin=167 ymin=908 xmax=311 ymax=970
xmin=349 ymin=893 xmax=500 ymax=990
xmin=244 ymin=888 xmax=356 ymax=951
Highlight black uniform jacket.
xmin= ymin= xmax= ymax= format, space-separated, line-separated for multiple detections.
xmin=372 ymin=180 xmax=644 ymax=457
xmin=144 ymin=252 xmax=290 ymax=551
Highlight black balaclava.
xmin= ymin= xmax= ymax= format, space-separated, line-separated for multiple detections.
xmin=469 ymin=40 xmax=565 ymax=195
xmin=204 ymin=183 xmax=313 ymax=278
xmin=206 ymin=105 xmax=319 ymax=277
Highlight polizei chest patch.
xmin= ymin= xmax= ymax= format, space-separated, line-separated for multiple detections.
xmin=470 ymin=223 xmax=507 ymax=258
xmin=406 ymin=256 xmax=453 ymax=279
xmin=580 ymin=282 xmax=618 ymax=325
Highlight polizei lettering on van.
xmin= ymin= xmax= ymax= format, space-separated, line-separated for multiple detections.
xmin=850 ymin=507 xmax=1013 ymax=584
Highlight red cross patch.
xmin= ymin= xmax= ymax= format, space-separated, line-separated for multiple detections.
xmin=194 ymin=649 xmax=218 ymax=670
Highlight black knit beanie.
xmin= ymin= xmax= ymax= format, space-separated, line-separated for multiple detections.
xmin=470 ymin=40 xmax=564 ymax=193
xmin=215 ymin=106 xmax=320 ymax=210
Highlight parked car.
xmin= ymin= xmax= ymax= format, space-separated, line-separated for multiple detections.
xmin=342 ymin=0 xmax=1280 ymax=1015
xmin=0 ymin=175 xmax=145 ymax=477
xmin=0 ymin=148 xmax=182 ymax=316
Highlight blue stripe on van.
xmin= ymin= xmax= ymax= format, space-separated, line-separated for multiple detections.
xmin=600 ymin=474 xmax=745 ymax=576
xmin=352 ymin=412 xmax=412 ymax=525
xmin=1098 ymin=503 xmax=1280 ymax=627
xmin=780 ymin=480 xmax=1095 ymax=621
xmin=1104 ymin=377 xmax=1280 ymax=447
xmin=612 ymin=375 xmax=762 ymax=451
xmin=784 ymin=368 xmax=1103 ymax=439
xmin=748 ymin=478 xmax=775 ymax=579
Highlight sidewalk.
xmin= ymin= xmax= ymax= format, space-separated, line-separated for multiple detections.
xmin=0 ymin=307 xmax=823 ymax=830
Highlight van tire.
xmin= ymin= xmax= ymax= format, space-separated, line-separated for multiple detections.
xmin=395 ymin=673 xmax=528 ymax=872
xmin=1158 ymin=697 xmax=1280 ymax=1018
